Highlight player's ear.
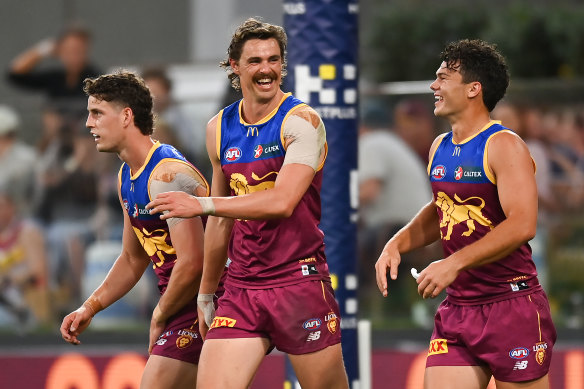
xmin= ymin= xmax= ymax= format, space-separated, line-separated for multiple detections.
xmin=467 ymin=81 xmax=482 ymax=99
xmin=230 ymin=58 xmax=240 ymax=75
xmin=121 ymin=107 xmax=133 ymax=127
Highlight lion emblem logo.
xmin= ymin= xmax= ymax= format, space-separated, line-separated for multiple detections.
xmin=435 ymin=192 xmax=493 ymax=240
xmin=230 ymin=171 xmax=278 ymax=196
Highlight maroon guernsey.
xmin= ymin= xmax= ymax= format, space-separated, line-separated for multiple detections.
xmin=428 ymin=121 xmax=540 ymax=304
xmin=218 ymin=93 xmax=330 ymax=288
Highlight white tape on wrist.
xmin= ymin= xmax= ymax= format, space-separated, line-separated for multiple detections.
xmin=197 ymin=293 xmax=216 ymax=327
xmin=196 ymin=197 xmax=216 ymax=216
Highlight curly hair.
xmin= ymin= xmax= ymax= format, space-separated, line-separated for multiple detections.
xmin=220 ymin=17 xmax=288 ymax=91
xmin=83 ymin=71 xmax=154 ymax=135
xmin=440 ymin=39 xmax=509 ymax=112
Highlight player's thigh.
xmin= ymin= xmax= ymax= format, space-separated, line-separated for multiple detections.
xmin=141 ymin=354 xmax=197 ymax=389
xmin=288 ymin=343 xmax=349 ymax=389
xmin=495 ymin=374 xmax=550 ymax=389
xmin=197 ymin=337 xmax=270 ymax=389
xmin=424 ymin=365 xmax=491 ymax=389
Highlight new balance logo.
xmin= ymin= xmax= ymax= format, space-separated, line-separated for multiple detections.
xmin=514 ymin=361 xmax=529 ymax=370
xmin=306 ymin=331 xmax=321 ymax=342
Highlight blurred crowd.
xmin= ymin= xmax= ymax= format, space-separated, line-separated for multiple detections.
xmin=1 ymin=25 xmax=583 ymax=333
xmin=0 ymin=26 xmax=209 ymax=331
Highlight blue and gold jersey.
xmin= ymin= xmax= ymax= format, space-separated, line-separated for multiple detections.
xmin=428 ymin=121 xmax=539 ymax=304
xmin=217 ymin=93 xmax=330 ymax=288
xmin=119 ymin=141 xmax=206 ymax=294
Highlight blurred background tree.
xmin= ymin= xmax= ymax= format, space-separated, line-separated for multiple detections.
xmin=360 ymin=0 xmax=584 ymax=82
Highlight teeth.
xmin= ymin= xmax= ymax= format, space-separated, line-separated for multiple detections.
xmin=258 ymin=78 xmax=271 ymax=84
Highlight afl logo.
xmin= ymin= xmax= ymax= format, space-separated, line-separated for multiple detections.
xmin=123 ymin=199 xmax=129 ymax=211
xmin=225 ymin=147 xmax=242 ymax=162
xmin=303 ymin=318 xmax=322 ymax=330
xmin=254 ymin=144 xmax=263 ymax=158
xmin=509 ymin=347 xmax=529 ymax=359
xmin=432 ymin=165 xmax=446 ymax=180
xmin=454 ymin=166 xmax=463 ymax=180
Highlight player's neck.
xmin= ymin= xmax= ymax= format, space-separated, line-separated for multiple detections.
xmin=449 ymin=107 xmax=492 ymax=143
xmin=240 ymin=90 xmax=285 ymax=124
xmin=118 ymin=135 xmax=156 ymax=175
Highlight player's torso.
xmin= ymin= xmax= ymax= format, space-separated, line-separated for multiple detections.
xmin=429 ymin=121 xmax=538 ymax=303
xmin=218 ymin=93 xmax=328 ymax=288
xmin=119 ymin=142 xmax=190 ymax=293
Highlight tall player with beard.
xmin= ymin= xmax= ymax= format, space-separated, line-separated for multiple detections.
xmin=147 ymin=18 xmax=349 ymax=389
xmin=375 ymin=40 xmax=556 ymax=388
xmin=60 ymin=72 xmax=210 ymax=388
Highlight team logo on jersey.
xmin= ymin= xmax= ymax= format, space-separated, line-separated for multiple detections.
xmin=133 ymin=204 xmax=139 ymax=218
xmin=428 ymin=339 xmax=448 ymax=355
xmin=230 ymin=172 xmax=278 ymax=196
xmin=432 ymin=165 xmax=446 ymax=180
xmin=303 ymin=318 xmax=322 ymax=330
xmin=534 ymin=342 xmax=548 ymax=365
xmin=209 ymin=316 xmax=237 ymax=329
xmin=325 ymin=312 xmax=338 ymax=334
xmin=509 ymin=347 xmax=529 ymax=359
xmin=254 ymin=144 xmax=263 ymax=158
xmin=225 ymin=147 xmax=242 ymax=162
xmin=435 ymin=192 xmax=493 ymax=240
xmin=454 ymin=166 xmax=463 ymax=180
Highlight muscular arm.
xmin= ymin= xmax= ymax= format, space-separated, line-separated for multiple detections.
xmin=416 ymin=131 xmax=538 ymax=298
xmin=60 ymin=195 xmax=151 ymax=344
xmin=375 ymin=135 xmax=443 ymax=296
xmin=147 ymin=106 xmax=326 ymax=220
xmin=149 ymin=161 xmax=206 ymax=323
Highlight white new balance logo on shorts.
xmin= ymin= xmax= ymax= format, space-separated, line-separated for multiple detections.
xmin=513 ymin=361 xmax=528 ymax=370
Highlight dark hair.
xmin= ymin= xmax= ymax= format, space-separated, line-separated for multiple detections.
xmin=440 ymin=39 xmax=509 ymax=112
xmin=57 ymin=23 xmax=92 ymax=44
xmin=220 ymin=17 xmax=288 ymax=90
xmin=141 ymin=67 xmax=172 ymax=92
xmin=83 ymin=71 xmax=154 ymax=135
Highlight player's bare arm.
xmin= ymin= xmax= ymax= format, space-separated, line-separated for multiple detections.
xmin=60 ymin=190 xmax=151 ymax=345
xmin=195 ymin=114 xmax=234 ymax=338
xmin=416 ymin=131 xmax=537 ymax=298
xmin=375 ymin=135 xmax=443 ymax=297
xmin=146 ymin=106 xmax=325 ymax=221
xmin=147 ymin=160 xmax=207 ymax=353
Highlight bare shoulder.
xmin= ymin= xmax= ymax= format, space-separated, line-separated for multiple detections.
xmin=151 ymin=160 xmax=209 ymax=197
xmin=489 ymin=130 xmax=529 ymax=155
xmin=206 ymin=112 xmax=221 ymax=135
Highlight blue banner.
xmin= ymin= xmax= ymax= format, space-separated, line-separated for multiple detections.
xmin=283 ymin=0 xmax=360 ymax=387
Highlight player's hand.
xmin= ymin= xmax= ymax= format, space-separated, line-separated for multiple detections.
xmin=148 ymin=313 xmax=166 ymax=354
xmin=375 ymin=241 xmax=401 ymax=297
xmin=416 ymin=258 xmax=458 ymax=299
xmin=60 ymin=306 xmax=93 ymax=345
xmin=197 ymin=306 xmax=210 ymax=340
xmin=146 ymin=191 xmax=201 ymax=220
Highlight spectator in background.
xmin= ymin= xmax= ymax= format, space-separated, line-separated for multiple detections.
xmin=393 ymin=98 xmax=437 ymax=164
xmin=358 ymin=103 xmax=434 ymax=321
xmin=0 ymin=105 xmax=36 ymax=215
xmin=33 ymin=115 xmax=99 ymax=312
xmin=6 ymin=24 xmax=101 ymax=127
xmin=142 ymin=67 xmax=209 ymax=176
xmin=0 ymin=188 xmax=51 ymax=329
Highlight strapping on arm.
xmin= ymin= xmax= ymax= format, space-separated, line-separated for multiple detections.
xmin=282 ymin=109 xmax=326 ymax=171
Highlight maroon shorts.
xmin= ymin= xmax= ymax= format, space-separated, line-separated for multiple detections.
xmin=150 ymin=299 xmax=203 ymax=364
xmin=205 ymin=280 xmax=342 ymax=355
xmin=426 ymin=289 xmax=556 ymax=382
